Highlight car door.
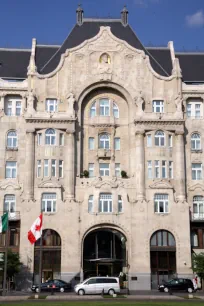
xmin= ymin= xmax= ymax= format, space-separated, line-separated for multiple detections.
xmin=95 ymin=278 xmax=106 ymax=294
xmin=84 ymin=278 xmax=96 ymax=294
xmin=178 ymin=279 xmax=185 ymax=291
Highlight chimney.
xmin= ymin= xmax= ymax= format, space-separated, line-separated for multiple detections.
xmin=76 ymin=4 xmax=84 ymax=26
xmin=121 ymin=5 xmax=128 ymax=26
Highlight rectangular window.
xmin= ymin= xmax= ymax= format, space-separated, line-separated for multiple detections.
xmin=9 ymin=228 xmax=18 ymax=246
xmin=195 ymin=104 xmax=201 ymax=118
xmin=118 ymin=195 xmax=123 ymax=213
xmin=169 ymin=161 xmax=173 ymax=179
xmin=88 ymin=195 xmax=94 ymax=213
xmin=59 ymin=133 xmax=64 ymax=146
xmin=99 ymin=163 xmax=110 ymax=176
xmin=59 ymin=160 xmax=63 ymax=178
xmin=88 ymin=137 xmax=95 ymax=150
xmin=147 ymin=161 xmax=152 ymax=179
xmin=15 ymin=101 xmax=21 ymax=116
xmin=99 ymin=99 xmax=110 ymax=116
xmin=6 ymin=161 xmax=17 ymax=178
xmin=44 ymin=160 xmax=49 ymax=177
xmin=99 ymin=194 xmax=112 ymax=213
xmin=192 ymin=163 xmax=202 ymax=180
xmin=46 ymin=99 xmax=58 ymax=112
xmin=154 ymin=194 xmax=169 ymax=213
xmin=147 ymin=134 xmax=152 ymax=147
xmin=162 ymin=161 xmax=167 ymax=178
xmin=152 ymin=100 xmax=164 ymax=113
xmin=168 ymin=135 xmax=173 ymax=147
xmin=155 ymin=160 xmax=160 ymax=179
xmin=187 ymin=102 xmax=202 ymax=118
xmin=187 ymin=103 xmax=192 ymax=117
xmin=88 ymin=163 xmax=94 ymax=178
xmin=51 ymin=160 xmax=56 ymax=177
xmin=90 ymin=102 xmax=96 ymax=117
xmin=4 ymin=195 xmax=15 ymax=212
xmin=6 ymin=101 xmax=12 ymax=116
xmin=114 ymin=138 xmax=120 ymax=150
xmin=115 ymin=163 xmax=121 ymax=177
xmin=37 ymin=133 xmax=42 ymax=145
xmin=42 ymin=193 xmax=56 ymax=213
xmin=37 ymin=160 xmax=41 ymax=178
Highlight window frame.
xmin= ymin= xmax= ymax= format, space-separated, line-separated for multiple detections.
xmin=152 ymin=100 xmax=164 ymax=113
xmin=191 ymin=133 xmax=201 ymax=151
xmin=118 ymin=195 xmax=123 ymax=213
xmin=37 ymin=160 xmax=42 ymax=178
xmin=113 ymin=102 xmax=119 ymax=118
xmin=99 ymin=163 xmax=110 ymax=177
xmin=114 ymin=137 xmax=120 ymax=150
xmin=5 ymin=161 xmax=17 ymax=179
xmin=88 ymin=137 xmax=95 ymax=150
xmin=41 ymin=193 xmax=57 ymax=213
xmin=155 ymin=131 xmax=165 ymax=147
xmin=45 ymin=129 xmax=56 ymax=146
xmin=7 ymin=131 xmax=17 ymax=149
xmin=4 ymin=195 xmax=16 ymax=213
xmin=59 ymin=160 xmax=63 ymax=178
xmin=99 ymin=133 xmax=110 ymax=149
xmin=88 ymin=195 xmax=94 ymax=213
xmin=192 ymin=163 xmax=202 ymax=180
xmin=99 ymin=99 xmax=110 ymax=116
xmin=46 ymin=99 xmax=58 ymax=112
xmin=115 ymin=163 xmax=121 ymax=177
xmin=187 ymin=101 xmax=203 ymax=119
xmin=88 ymin=163 xmax=94 ymax=178
xmin=99 ymin=193 xmax=113 ymax=213
xmin=154 ymin=194 xmax=169 ymax=214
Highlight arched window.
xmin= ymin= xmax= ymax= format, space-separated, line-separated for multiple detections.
xmin=150 ymin=230 xmax=175 ymax=247
xmin=191 ymin=133 xmax=201 ymax=150
xmin=4 ymin=195 xmax=15 ymax=212
xmin=45 ymin=129 xmax=56 ymax=145
xmin=113 ymin=102 xmax=119 ymax=118
xmin=99 ymin=133 xmax=110 ymax=149
xmin=193 ymin=196 xmax=204 ymax=220
xmin=7 ymin=131 xmax=17 ymax=148
xmin=90 ymin=101 xmax=96 ymax=117
xmin=155 ymin=130 xmax=165 ymax=147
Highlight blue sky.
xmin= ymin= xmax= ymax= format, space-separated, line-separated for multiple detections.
xmin=1 ymin=0 xmax=204 ymax=51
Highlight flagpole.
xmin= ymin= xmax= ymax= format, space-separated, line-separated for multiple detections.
xmin=3 ymin=212 xmax=9 ymax=296
xmin=38 ymin=212 xmax=43 ymax=294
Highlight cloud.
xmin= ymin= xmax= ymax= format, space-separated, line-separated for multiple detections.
xmin=186 ymin=10 xmax=204 ymax=28
xmin=134 ymin=0 xmax=160 ymax=7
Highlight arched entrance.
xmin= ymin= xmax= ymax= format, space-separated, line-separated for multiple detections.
xmin=150 ymin=230 xmax=176 ymax=289
xmin=34 ymin=229 xmax=61 ymax=283
xmin=83 ymin=228 xmax=127 ymax=279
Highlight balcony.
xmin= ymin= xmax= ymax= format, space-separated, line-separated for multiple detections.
xmin=191 ymin=213 xmax=204 ymax=221
xmin=1 ymin=211 xmax=20 ymax=221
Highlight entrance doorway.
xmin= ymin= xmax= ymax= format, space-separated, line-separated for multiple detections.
xmin=97 ymin=263 xmax=113 ymax=276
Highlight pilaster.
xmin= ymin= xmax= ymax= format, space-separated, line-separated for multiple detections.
xmin=135 ymin=131 xmax=145 ymax=200
xmin=65 ymin=130 xmax=75 ymax=199
xmin=26 ymin=129 xmax=35 ymax=200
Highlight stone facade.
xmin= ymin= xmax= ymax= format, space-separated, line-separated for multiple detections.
xmin=0 ymin=9 xmax=204 ymax=291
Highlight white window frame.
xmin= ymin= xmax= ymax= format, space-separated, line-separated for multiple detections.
xmin=37 ymin=160 xmax=42 ymax=178
xmin=99 ymin=133 xmax=110 ymax=149
xmin=192 ymin=163 xmax=202 ymax=180
xmin=147 ymin=134 xmax=152 ymax=147
xmin=4 ymin=195 xmax=16 ymax=213
xmin=59 ymin=133 xmax=64 ymax=146
xmin=99 ymin=99 xmax=110 ymax=116
xmin=168 ymin=135 xmax=173 ymax=148
xmin=155 ymin=131 xmax=165 ymax=147
xmin=191 ymin=133 xmax=201 ymax=150
xmin=37 ymin=133 xmax=43 ymax=146
xmin=169 ymin=161 xmax=173 ymax=179
xmin=115 ymin=163 xmax=121 ymax=177
xmin=6 ymin=161 xmax=17 ymax=178
xmin=59 ymin=160 xmax=63 ymax=178
xmin=88 ymin=137 xmax=95 ymax=150
xmin=7 ymin=131 xmax=17 ymax=148
xmin=155 ymin=160 xmax=160 ymax=179
xmin=114 ymin=137 xmax=120 ymax=150
xmin=99 ymin=194 xmax=112 ymax=213
xmin=118 ymin=195 xmax=123 ymax=213
xmin=88 ymin=163 xmax=94 ymax=178
xmin=45 ymin=129 xmax=56 ymax=145
xmin=147 ymin=161 xmax=152 ymax=179
xmin=152 ymin=100 xmax=164 ymax=113
xmin=162 ymin=160 xmax=167 ymax=178
xmin=154 ymin=194 xmax=169 ymax=214
xmin=99 ymin=163 xmax=110 ymax=176
xmin=90 ymin=101 xmax=96 ymax=117
xmin=51 ymin=160 xmax=56 ymax=177
xmin=5 ymin=97 xmax=22 ymax=116
xmin=41 ymin=193 xmax=56 ymax=213
xmin=16 ymin=101 xmax=21 ymax=116
xmin=193 ymin=196 xmax=204 ymax=220
xmin=88 ymin=195 xmax=94 ymax=213
xmin=44 ymin=160 xmax=49 ymax=177
xmin=46 ymin=99 xmax=58 ymax=112
xmin=187 ymin=102 xmax=203 ymax=118
xmin=113 ymin=102 xmax=119 ymax=118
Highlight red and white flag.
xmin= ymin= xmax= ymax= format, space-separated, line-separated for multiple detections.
xmin=28 ymin=214 xmax=43 ymax=244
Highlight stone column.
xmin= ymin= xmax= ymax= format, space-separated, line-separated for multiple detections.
xmin=26 ymin=129 xmax=35 ymax=200
xmin=65 ymin=130 xmax=75 ymax=199
xmin=175 ymin=131 xmax=185 ymax=201
xmin=135 ymin=131 xmax=145 ymax=201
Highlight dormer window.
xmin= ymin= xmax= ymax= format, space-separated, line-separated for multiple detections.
xmin=46 ymin=99 xmax=58 ymax=112
xmin=152 ymin=100 xmax=164 ymax=113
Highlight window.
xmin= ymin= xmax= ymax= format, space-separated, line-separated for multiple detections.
xmin=99 ymin=194 xmax=112 ymax=213
xmin=192 ymin=163 xmax=202 ymax=180
xmin=51 ymin=160 xmax=56 ymax=177
xmin=6 ymin=161 xmax=17 ymax=178
xmin=155 ymin=131 xmax=165 ymax=146
xmin=162 ymin=161 xmax=167 ymax=178
xmin=5 ymin=101 xmax=12 ymax=116
xmin=7 ymin=131 xmax=17 ymax=148
xmin=5 ymin=97 xmax=22 ymax=116
xmin=152 ymin=100 xmax=164 ymax=113
xmin=168 ymin=135 xmax=172 ymax=148
xmin=88 ymin=137 xmax=95 ymax=150
xmin=191 ymin=133 xmax=201 ymax=150
xmin=99 ymin=133 xmax=110 ymax=149
xmin=114 ymin=138 xmax=120 ymax=150
xmin=4 ymin=195 xmax=15 ymax=212
xmin=88 ymin=195 xmax=94 ymax=213
xmin=37 ymin=133 xmax=42 ymax=145
xmin=88 ymin=163 xmax=94 ymax=178
xmin=115 ymin=163 xmax=121 ymax=177
xmin=154 ymin=194 xmax=169 ymax=214
xmin=99 ymin=163 xmax=110 ymax=176
xmin=44 ymin=160 xmax=49 ymax=177
xmin=90 ymin=101 xmax=96 ymax=117
xmin=118 ymin=195 xmax=123 ymax=213
xmin=59 ymin=133 xmax=64 ymax=146
xmin=46 ymin=99 xmax=58 ymax=112
xmin=147 ymin=161 xmax=153 ymax=179
xmin=37 ymin=160 xmax=41 ymax=177
xmin=113 ymin=103 xmax=119 ymax=118
xmin=16 ymin=102 xmax=21 ymax=116
xmin=169 ymin=161 xmax=173 ymax=179
xmin=193 ymin=196 xmax=204 ymax=220
xmin=9 ymin=228 xmax=18 ymax=246
xmin=187 ymin=102 xmax=202 ymax=118
xmin=155 ymin=161 xmax=160 ymax=178
xmin=150 ymin=230 xmax=175 ymax=247
xmin=147 ymin=134 xmax=152 ymax=147
xmin=191 ymin=230 xmax=198 ymax=247
xmin=42 ymin=193 xmax=56 ymax=213
xmin=45 ymin=129 xmax=56 ymax=145
xmin=59 ymin=161 xmax=63 ymax=178
xmin=99 ymin=99 xmax=110 ymax=116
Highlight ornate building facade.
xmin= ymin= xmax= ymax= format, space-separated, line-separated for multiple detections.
xmin=0 ymin=6 xmax=204 ymax=291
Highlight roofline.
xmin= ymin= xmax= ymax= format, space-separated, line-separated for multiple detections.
xmin=146 ymin=47 xmax=169 ymax=50
xmin=0 ymin=48 xmax=30 ymax=52
xmin=37 ymin=44 xmax=61 ymax=48
xmin=176 ymin=52 xmax=204 ymax=55
xmin=1 ymin=77 xmax=26 ymax=80
xmin=83 ymin=18 xmax=121 ymax=22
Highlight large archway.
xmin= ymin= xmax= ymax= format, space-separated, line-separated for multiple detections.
xmin=34 ymin=229 xmax=61 ymax=283
xmin=150 ymin=230 xmax=176 ymax=289
xmin=83 ymin=228 xmax=127 ymax=279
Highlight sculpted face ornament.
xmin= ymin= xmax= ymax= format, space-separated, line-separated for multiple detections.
xmin=99 ymin=53 xmax=111 ymax=64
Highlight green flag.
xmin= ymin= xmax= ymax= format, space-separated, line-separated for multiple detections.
xmin=0 ymin=213 xmax=8 ymax=233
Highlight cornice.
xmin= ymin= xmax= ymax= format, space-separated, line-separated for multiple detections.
xmin=134 ymin=119 xmax=184 ymax=126
xmin=0 ymin=78 xmax=28 ymax=90
xmin=149 ymin=179 xmax=173 ymax=189
xmin=24 ymin=115 xmax=76 ymax=124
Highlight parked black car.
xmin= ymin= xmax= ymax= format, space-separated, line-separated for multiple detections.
xmin=158 ymin=278 xmax=194 ymax=293
xmin=31 ymin=279 xmax=71 ymax=293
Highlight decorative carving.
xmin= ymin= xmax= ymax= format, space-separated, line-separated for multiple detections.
xmin=134 ymin=91 xmax=144 ymax=116
xmin=149 ymin=180 xmax=173 ymax=189
xmin=188 ymin=183 xmax=204 ymax=191
xmin=0 ymin=181 xmax=22 ymax=190
xmin=67 ymin=92 xmax=76 ymax=117
xmin=26 ymin=90 xmax=36 ymax=115
xmin=174 ymin=92 xmax=183 ymax=119
xmin=38 ymin=180 xmax=62 ymax=188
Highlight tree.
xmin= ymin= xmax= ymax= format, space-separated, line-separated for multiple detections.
xmin=192 ymin=252 xmax=204 ymax=290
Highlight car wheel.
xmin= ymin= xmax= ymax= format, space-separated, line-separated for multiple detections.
xmin=188 ymin=288 xmax=193 ymax=293
xmin=35 ymin=288 xmax=39 ymax=293
xmin=60 ymin=287 xmax=65 ymax=293
xmin=108 ymin=289 xmax=115 ymax=296
xmin=78 ymin=289 xmax=85 ymax=296
xmin=164 ymin=287 xmax=169 ymax=293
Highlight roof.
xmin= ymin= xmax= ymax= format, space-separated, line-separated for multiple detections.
xmin=35 ymin=45 xmax=59 ymax=72
xmin=176 ymin=53 xmax=204 ymax=82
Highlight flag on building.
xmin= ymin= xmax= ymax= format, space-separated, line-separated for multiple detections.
xmin=28 ymin=214 xmax=43 ymax=244
xmin=0 ymin=212 xmax=8 ymax=233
